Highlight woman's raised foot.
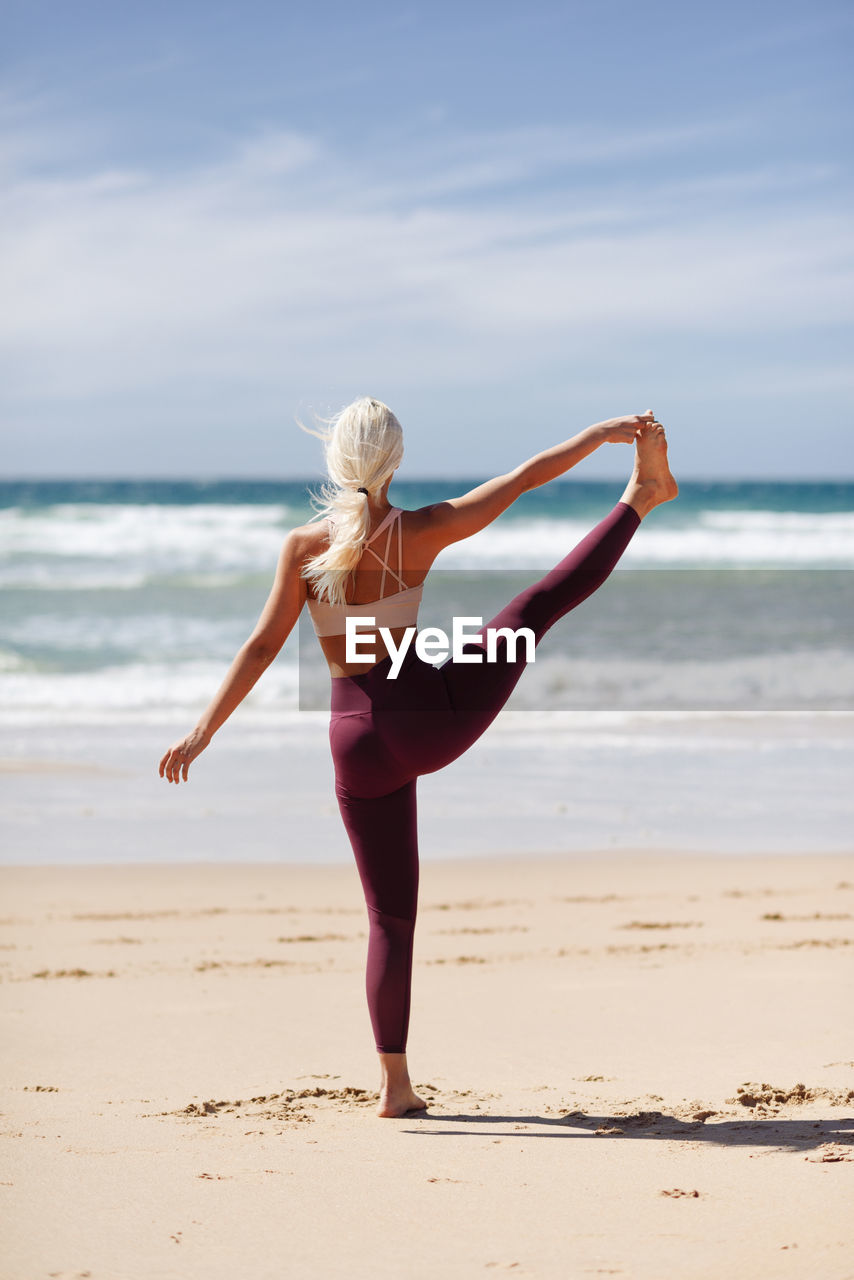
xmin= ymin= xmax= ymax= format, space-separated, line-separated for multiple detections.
xmin=621 ymin=422 xmax=678 ymax=518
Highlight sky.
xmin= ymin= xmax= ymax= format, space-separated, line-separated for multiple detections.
xmin=1 ymin=0 xmax=852 ymax=479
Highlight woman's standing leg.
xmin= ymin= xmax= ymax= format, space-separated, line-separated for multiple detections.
xmin=334 ymin=777 xmax=427 ymax=1116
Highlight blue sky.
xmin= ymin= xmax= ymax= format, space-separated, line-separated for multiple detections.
xmin=2 ymin=0 xmax=852 ymax=478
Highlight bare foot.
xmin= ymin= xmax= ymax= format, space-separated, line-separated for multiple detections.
xmin=621 ymin=422 xmax=678 ymax=518
xmin=376 ymin=1051 xmax=429 ymax=1118
xmin=376 ymin=1085 xmax=428 ymax=1118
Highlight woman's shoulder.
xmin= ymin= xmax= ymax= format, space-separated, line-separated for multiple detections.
xmin=281 ymin=518 xmax=332 ymax=559
xmin=398 ymin=503 xmax=440 ymax=533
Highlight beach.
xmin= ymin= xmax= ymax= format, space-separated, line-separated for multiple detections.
xmin=2 ymin=849 xmax=853 ymax=1280
xmin=4 ymin=0 xmax=853 ymax=1259
xmin=2 ymin=477 xmax=853 ymax=1277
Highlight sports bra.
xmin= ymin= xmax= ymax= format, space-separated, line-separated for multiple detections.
xmin=306 ymin=506 xmax=424 ymax=638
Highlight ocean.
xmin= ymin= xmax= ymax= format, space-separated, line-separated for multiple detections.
xmin=2 ymin=479 xmax=852 ymax=865
xmin=2 ymin=479 xmax=852 ymax=721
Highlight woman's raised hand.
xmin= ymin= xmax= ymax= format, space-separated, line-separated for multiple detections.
xmin=594 ymin=411 xmax=657 ymax=444
xmin=159 ymin=727 xmax=210 ymax=784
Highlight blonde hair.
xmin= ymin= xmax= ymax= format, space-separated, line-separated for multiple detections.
xmin=300 ymin=397 xmax=405 ymax=605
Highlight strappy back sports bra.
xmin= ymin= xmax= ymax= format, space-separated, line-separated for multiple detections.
xmin=306 ymin=506 xmax=424 ymax=638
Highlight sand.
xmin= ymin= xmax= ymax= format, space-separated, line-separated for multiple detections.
xmin=1 ymin=852 xmax=853 ymax=1279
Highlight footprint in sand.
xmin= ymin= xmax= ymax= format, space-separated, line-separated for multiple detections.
xmin=776 ymin=937 xmax=853 ymax=950
xmin=619 ymin=920 xmax=703 ymax=930
xmin=805 ymin=1144 xmax=853 ymax=1163
xmin=726 ymin=1082 xmax=854 ymax=1109
xmin=428 ymin=899 xmax=527 ymax=912
xmin=761 ymin=911 xmax=852 ymax=922
xmin=158 ymin=1084 xmax=397 ymax=1128
xmin=275 ymin=932 xmax=354 ymax=943
xmin=30 ymin=968 xmax=116 ymax=980
xmin=435 ymin=925 xmax=530 ymax=936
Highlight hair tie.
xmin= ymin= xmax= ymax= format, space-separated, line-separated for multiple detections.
xmin=357 ymin=486 xmax=369 ymax=496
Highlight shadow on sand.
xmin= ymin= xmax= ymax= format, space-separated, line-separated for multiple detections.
xmin=402 ymin=1108 xmax=854 ymax=1152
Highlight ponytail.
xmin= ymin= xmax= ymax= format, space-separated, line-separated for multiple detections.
xmin=299 ymin=398 xmax=404 ymax=606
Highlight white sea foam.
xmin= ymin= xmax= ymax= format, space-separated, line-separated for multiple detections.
xmin=2 ymin=611 xmax=251 ymax=658
xmin=2 ymin=503 xmax=853 ymax=590
xmin=0 ymin=502 xmax=292 ymax=559
xmin=0 ymin=660 xmax=300 ymax=719
xmin=0 ymin=503 xmax=293 ymax=587
xmin=431 ymin=510 xmax=854 ymax=569
xmin=0 ymin=647 xmax=28 ymax=673
xmin=641 ymin=509 xmax=854 ymax=567
xmin=3 ymin=646 xmax=849 ymax=724
xmin=508 ymin=648 xmax=854 ymax=711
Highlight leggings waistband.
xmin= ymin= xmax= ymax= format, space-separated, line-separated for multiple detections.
xmin=329 ymin=648 xmax=422 ymax=714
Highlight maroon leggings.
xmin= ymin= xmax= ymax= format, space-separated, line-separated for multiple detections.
xmin=329 ymin=501 xmax=641 ymax=1052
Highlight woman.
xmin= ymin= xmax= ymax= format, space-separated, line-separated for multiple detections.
xmin=160 ymin=398 xmax=677 ymax=1117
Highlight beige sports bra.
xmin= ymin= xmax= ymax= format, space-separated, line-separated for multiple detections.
xmin=306 ymin=506 xmax=424 ymax=638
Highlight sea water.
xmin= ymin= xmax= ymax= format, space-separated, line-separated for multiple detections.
xmin=2 ymin=478 xmax=852 ymax=720
xmin=1 ymin=479 xmax=852 ymax=862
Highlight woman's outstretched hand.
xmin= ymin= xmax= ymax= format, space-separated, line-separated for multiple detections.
xmin=594 ymin=410 xmax=656 ymax=444
xmin=159 ymin=727 xmax=210 ymax=784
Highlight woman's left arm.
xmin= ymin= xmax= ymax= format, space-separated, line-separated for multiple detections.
xmin=159 ymin=527 xmax=311 ymax=784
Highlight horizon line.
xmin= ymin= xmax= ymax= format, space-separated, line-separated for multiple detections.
xmin=2 ymin=474 xmax=853 ymax=486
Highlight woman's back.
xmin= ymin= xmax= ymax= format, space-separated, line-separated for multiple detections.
xmin=307 ymin=506 xmax=424 ymax=631
xmin=306 ymin=504 xmax=434 ymax=678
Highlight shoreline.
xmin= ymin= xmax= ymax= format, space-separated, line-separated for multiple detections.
xmin=3 ymin=713 xmax=853 ymax=868
xmin=2 ymin=844 xmax=854 ymax=872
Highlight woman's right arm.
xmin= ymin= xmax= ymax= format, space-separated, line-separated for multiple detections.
xmin=159 ymin=524 xmax=317 ymax=784
xmin=416 ymin=412 xmax=652 ymax=554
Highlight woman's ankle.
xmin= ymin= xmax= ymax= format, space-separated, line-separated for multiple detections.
xmin=378 ymin=1050 xmax=410 ymax=1088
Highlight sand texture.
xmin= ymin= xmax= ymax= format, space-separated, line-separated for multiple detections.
xmin=2 ymin=853 xmax=853 ymax=1279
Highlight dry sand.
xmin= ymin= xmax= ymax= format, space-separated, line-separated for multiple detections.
xmin=2 ymin=852 xmax=853 ymax=1279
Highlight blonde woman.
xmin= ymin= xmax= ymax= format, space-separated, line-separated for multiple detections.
xmin=160 ymin=398 xmax=677 ymax=1117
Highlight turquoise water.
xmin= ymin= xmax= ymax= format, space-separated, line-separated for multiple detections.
xmin=1 ymin=479 xmax=852 ymax=719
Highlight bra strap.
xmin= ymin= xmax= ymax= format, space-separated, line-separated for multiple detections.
xmin=361 ymin=508 xmax=408 ymax=596
xmin=380 ymin=519 xmax=393 ymax=597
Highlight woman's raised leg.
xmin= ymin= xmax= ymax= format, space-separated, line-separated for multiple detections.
xmin=435 ymin=423 xmax=677 ymax=745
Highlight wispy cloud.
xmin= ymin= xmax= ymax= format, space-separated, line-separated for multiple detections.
xmin=1 ymin=107 xmax=851 ymax=411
